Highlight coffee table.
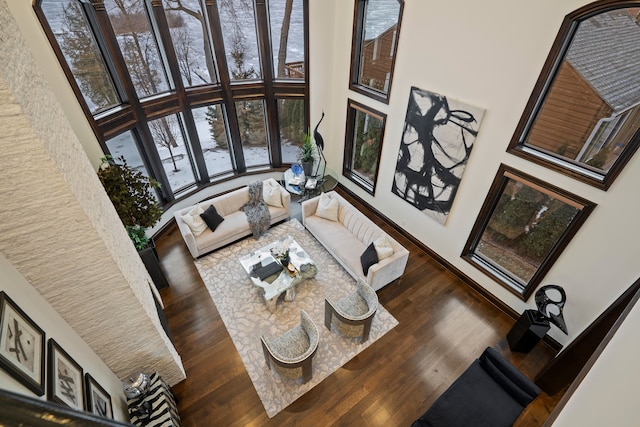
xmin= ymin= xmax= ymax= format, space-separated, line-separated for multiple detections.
xmin=239 ymin=238 xmax=317 ymax=312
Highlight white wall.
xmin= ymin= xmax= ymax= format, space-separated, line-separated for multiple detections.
xmin=549 ymin=294 xmax=640 ymax=426
xmin=0 ymin=253 xmax=129 ymax=422
xmin=315 ymin=0 xmax=640 ymax=346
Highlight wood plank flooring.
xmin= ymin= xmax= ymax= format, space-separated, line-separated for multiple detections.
xmin=156 ymin=188 xmax=564 ymax=426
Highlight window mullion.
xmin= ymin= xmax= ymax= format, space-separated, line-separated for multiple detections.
xmin=255 ymin=0 xmax=281 ymax=167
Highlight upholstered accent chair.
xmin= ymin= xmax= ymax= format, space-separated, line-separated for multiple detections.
xmin=260 ymin=310 xmax=319 ymax=384
xmin=325 ymin=279 xmax=378 ymax=342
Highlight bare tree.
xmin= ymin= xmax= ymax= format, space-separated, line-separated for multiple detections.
xmin=149 ymin=117 xmax=181 ymax=171
xmin=170 ymin=24 xmax=208 ymax=86
xmin=276 ymin=0 xmax=294 ymax=78
xmin=163 ymin=0 xmax=217 ymax=81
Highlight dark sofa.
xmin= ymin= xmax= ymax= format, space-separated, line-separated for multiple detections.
xmin=411 ymin=347 xmax=541 ymax=427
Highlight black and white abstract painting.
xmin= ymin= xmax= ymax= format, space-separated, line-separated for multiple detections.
xmin=392 ymin=87 xmax=485 ymax=225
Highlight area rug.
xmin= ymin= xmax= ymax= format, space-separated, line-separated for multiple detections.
xmin=194 ymin=219 xmax=399 ymax=418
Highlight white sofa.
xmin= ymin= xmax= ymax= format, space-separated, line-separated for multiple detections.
xmin=174 ymin=178 xmax=291 ymax=258
xmin=302 ymin=191 xmax=409 ymax=291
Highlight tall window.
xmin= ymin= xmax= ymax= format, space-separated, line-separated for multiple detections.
xmin=162 ymin=0 xmax=218 ymax=86
xmin=462 ymin=165 xmax=595 ymax=299
xmin=218 ymin=0 xmax=262 ymax=81
xmin=343 ymin=99 xmax=386 ymax=195
xmin=148 ymin=114 xmax=198 ymax=194
xmin=40 ymin=0 xmax=120 ymax=113
xmin=349 ymin=0 xmax=403 ymax=103
xmin=194 ymin=105 xmax=233 ymax=177
xmin=35 ymin=0 xmax=308 ymax=204
xmin=508 ymin=3 xmax=640 ymax=190
xmin=269 ymin=0 xmax=305 ymax=79
xmin=104 ymin=0 xmax=171 ymax=98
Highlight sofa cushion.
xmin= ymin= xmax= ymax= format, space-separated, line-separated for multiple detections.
xmin=373 ymin=235 xmax=394 ymax=260
xmin=360 ymin=243 xmax=379 ymax=275
xmin=200 ymin=205 xmax=225 ymax=231
xmin=263 ymin=180 xmax=283 ymax=208
xmin=181 ymin=204 xmax=208 ymax=236
xmin=316 ymin=192 xmax=339 ymax=221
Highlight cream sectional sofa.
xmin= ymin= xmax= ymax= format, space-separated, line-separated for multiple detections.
xmin=175 ymin=178 xmax=291 ymax=258
xmin=302 ymin=191 xmax=409 ymax=291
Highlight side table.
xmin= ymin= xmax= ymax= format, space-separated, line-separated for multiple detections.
xmin=127 ymin=372 xmax=181 ymax=427
xmin=507 ymin=309 xmax=550 ymax=353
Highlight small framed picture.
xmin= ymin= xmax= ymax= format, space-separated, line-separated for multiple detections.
xmin=85 ymin=373 xmax=114 ymax=419
xmin=47 ymin=339 xmax=84 ymax=410
xmin=0 ymin=291 xmax=46 ymax=396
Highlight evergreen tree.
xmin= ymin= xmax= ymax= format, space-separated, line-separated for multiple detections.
xmin=205 ymin=105 xmax=229 ymax=150
xmin=59 ymin=1 xmax=118 ymax=110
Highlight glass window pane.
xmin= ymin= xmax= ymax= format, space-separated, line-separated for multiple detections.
xmin=105 ymin=130 xmax=152 ymax=179
xmin=192 ymin=105 xmax=233 ymax=177
xmin=462 ymin=165 xmax=596 ymax=299
xmin=218 ymin=0 xmax=262 ymax=81
xmin=350 ymin=110 xmax=383 ymax=185
xmin=235 ymin=100 xmax=268 ymax=167
xmin=524 ymin=8 xmax=640 ymax=176
xmin=269 ymin=0 xmax=305 ymax=79
xmin=343 ymin=100 xmax=386 ymax=194
xmin=41 ymin=0 xmax=119 ymax=113
xmin=278 ymin=98 xmax=305 ymax=163
xmin=354 ymin=0 xmax=401 ymax=96
xmin=162 ymin=0 xmax=218 ymax=86
xmin=148 ymin=114 xmax=197 ymax=192
xmin=104 ymin=0 xmax=170 ymax=98
xmin=475 ymin=180 xmax=580 ymax=284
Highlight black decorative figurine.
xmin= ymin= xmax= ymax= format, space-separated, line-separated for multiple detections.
xmin=313 ymin=111 xmax=326 ymax=178
xmin=535 ymin=285 xmax=568 ymax=335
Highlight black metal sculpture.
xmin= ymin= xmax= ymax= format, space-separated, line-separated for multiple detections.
xmin=535 ymin=285 xmax=568 ymax=335
xmin=313 ymin=111 xmax=326 ymax=178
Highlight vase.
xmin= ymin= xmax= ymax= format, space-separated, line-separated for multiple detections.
xmin=302 ymin=160 xmax=314 ymax=177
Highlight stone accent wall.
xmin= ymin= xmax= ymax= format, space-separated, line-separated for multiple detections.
xmin=0 ymin=0 xmax=184 ymax=385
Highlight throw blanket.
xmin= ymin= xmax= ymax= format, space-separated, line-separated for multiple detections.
xmin=242 ymin=181 xmax=271 ymax=238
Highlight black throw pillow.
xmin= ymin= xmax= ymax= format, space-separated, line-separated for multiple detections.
xmin=360 ymin=242 xmax=379 ymax=276
xmin=200 ymin=205 xmax=224 ymax=232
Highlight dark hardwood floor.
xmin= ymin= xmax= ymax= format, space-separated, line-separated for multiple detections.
xmin=156 ymin=188 xmax=564 ymax=426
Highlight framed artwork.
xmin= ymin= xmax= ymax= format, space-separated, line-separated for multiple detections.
xmin=392 ymin=86 xmax=485 ymax=225
xmin=507 ymin=3 xmax=640 ymax=190
xmin=343 ymin=99 xmax=386 ymax=195
xmin=47 ymin=339 xmax=84 ymax=410
xmin=85 ymin=373 xmax=113 ymax=419
xmin=0 ymin=292 xmax=46 ymax=396
xmin=462 ymin=164 xmax=596 ymax=299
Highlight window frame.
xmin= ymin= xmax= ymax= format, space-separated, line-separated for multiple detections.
xmin=349 ymin=0 xmax=404 ymax=104
xmin=34 ymin=0 xmax=310 ymax=207
xmin=342 ymin=99 xmax=387 ymax=195
xmin=462 ymin=164 xmax=596 ymax=300
xmin=507 ymin=1 xmax=640 ymax=190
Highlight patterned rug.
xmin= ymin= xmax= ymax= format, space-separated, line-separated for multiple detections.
xmin=194 ymin=219 xmax=399 ymax=418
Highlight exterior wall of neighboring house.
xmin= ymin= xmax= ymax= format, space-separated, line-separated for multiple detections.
xmin=526 ymin=61 xmax=613 ymax=159
xmin=360 ymin=24 xmax=397 ymax=92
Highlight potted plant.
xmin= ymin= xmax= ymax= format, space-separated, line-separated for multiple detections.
xmin=97 ymin=155 xmax=169 ymax=289
xmin=299 ymin=131 xmax=315 ymax=177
